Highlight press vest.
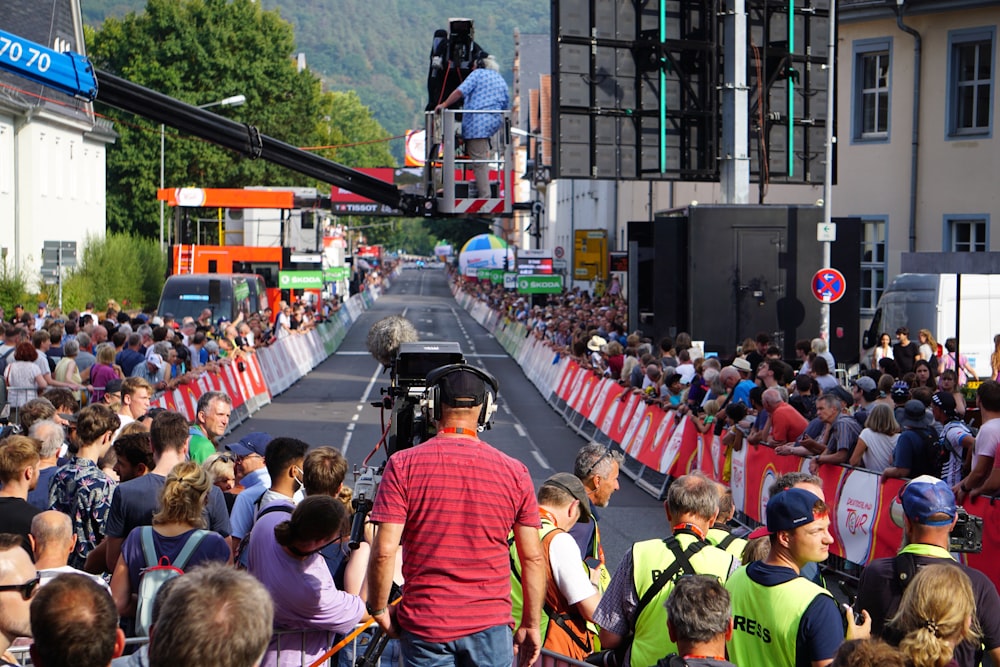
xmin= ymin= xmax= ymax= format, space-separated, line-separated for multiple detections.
xmin=510 ymin=519 xmax=594 ymax=657
xmin=630 ymin=533 xmax=737 ymax=667
xmin=726 ymin=565 xmax=833 ymax=667
xmin=707 ymin=527 xmax=747 ymax=562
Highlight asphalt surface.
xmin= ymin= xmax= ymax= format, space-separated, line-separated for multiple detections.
xmin=228 ymin=267 xmax=667 ymax=567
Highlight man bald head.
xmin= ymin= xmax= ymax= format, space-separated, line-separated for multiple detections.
xmin=30 ymin=511 xmax=75 ymax=571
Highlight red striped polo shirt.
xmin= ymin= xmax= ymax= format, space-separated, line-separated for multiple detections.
xmin=370 ymin=434 xmax=540 ymax=642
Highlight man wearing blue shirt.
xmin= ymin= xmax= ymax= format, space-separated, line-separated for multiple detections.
xmin=435 ymin=55 xmax=509 ymax=198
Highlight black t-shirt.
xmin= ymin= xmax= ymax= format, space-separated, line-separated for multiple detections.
xmin=893 ymin=341 xmax=920 ymax=374
xmin=858 ymin=552 xmax=1000 ymax=667
xmin=0 ymin=497 xmax=42 ymax=552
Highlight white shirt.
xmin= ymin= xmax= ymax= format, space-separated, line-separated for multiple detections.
xmin=973 ymin=417 xmax=1000 ymax=469
xmin=548 ymin=531 xmax=598 ymax=606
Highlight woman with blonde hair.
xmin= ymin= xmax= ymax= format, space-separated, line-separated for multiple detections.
xmin=918 ymin=329 xmax=939 ymax=366
xmin=110 ymin=461 xmax=231 ymax=627
xmin=849 ymin=403 xmax=900 ymax=473
xmin=887 ymin=563 xmax=978 ymax=667
xmin=991 ymin=334 xmax=1000 ymax=381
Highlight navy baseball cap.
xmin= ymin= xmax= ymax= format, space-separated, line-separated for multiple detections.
xmin=766 ymin=488 xmax=826 ymax=533
xmin=225 ymin=432 xmax=272 ymax=458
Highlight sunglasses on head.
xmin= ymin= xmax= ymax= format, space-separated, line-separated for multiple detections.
xmin=287 ymin=534 xmax=346 ymax=558
xmin=0 ymin=575 xmax=40 ymax=600
xmin=582 ymin=446 xmax=613 ymax=479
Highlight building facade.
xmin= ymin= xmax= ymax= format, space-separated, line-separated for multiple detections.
xmin=1 ymin=0 xmax=114 ymax=281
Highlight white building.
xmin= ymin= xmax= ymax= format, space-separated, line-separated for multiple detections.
xmin=0 ymin=0 xmax=114 ymax=280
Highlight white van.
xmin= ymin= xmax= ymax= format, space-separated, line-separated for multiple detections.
xmin=861 ymin=273 xmax=1000 ymax=377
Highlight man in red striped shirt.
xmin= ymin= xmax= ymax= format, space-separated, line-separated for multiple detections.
xmin=367 ymin=366 xmax=544 ymax=666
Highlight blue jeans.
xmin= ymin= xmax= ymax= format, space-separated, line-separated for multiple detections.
xmin=400 ymin=625 xmax=513 ymax=667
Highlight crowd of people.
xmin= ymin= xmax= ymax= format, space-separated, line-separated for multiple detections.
xmin=0 ymin=297 xmax=326 ymax=411
xmin=4 ymin=267 xmax=1000 ymax=667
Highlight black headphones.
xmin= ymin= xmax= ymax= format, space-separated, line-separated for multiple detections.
xmin=425 ymin=363 xmax=499 ymax=428
xmin=474 ymin=57 xmax=485 ymax=70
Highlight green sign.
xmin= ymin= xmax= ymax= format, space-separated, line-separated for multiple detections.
xmin=279 ymin=270 xmax=323 ymax=289
xmin=483 ymin=269 xmax=504 ymax=284
xmin=324 ymin=266 xmax=350 ymax=282
xmin=517 ymin=275 xmax=563 ymax=294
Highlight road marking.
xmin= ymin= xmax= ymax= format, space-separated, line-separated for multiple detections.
xmin=532 ymin=451 xmax=550 ymax=469
xmin=346 ymin=423 xmax=355 ymax=431
xmin=352 ymin=414 xmax=359 ymax=422
xmin=514 ymin=423 xmax=526 ymax=437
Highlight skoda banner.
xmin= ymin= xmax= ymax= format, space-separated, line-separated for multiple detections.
xmin=279 ymin=271 xmax=324 ymax=289
xmin=517 ymin=275 xmax=563 ymax=294
xmin=323 ymin=267 xmax=350 ymax=282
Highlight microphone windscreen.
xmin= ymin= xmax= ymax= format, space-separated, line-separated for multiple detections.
xmin=367 ymin=315 xmax=419 ymax=367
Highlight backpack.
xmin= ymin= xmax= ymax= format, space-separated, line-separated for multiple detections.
xmin=235 ymin=503 xmax=293 ymax=570
xmin=135 ymin=527 xmax=208 ymax=637
xmin=910 ymin=426 xmax=947 ymax=478
xmin=0 ymin=347 xmax=14 ymax=377
xmin=0 ymin=347 xmax=14 ymax=409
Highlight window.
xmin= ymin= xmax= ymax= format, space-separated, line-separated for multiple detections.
xmin=945 ymin=216 xmax=988 ymax=252
xmin=860 ymin=217 xmax=887 ymax=312
xmin=948 ymin=28 xmax=995 ymax=137
xmin=853 ymin=39 xmax=892 ymax=142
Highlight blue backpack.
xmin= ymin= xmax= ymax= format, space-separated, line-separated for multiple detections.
xmin=134 ymin=527 xmax=208 ymax=636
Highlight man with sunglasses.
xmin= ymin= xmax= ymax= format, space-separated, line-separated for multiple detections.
xmin=0 ymin=533 xmax=37 ymax=666
xmin=570 ymin=443 xmax=622 ymax=593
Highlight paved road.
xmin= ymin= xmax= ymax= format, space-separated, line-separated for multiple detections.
xmin=228 ymin=267 xmax=666 ymax=568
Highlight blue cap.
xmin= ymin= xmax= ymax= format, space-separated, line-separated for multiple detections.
xmin=224 ymin=432 xmax=272 ymax=458
xmin=901 ymin=475 xmax=957 ymax=526
xmin=766 ymin=488 xmax=825 ymax=533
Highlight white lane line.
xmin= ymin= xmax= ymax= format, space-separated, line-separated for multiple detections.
xmin=346 ymin=423 xmax=355 ymax=431
xmin=513 ymin=423 xmax=526 ymax=437
xmin=532 ymin=451 xmax=549 ymax=468
xmin=360 ymin=363 xmax=383 ymax=404
xmin=341 ymin=431 xmax=353 ymax=454
xmin=352 ymin=414 xmax=359 ymax=422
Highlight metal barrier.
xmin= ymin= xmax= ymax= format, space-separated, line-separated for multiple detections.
xmin=6 ymin=626 xmax=397 ymax=666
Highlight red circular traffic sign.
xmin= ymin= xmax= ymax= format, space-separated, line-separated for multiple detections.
xmin=554 ymin=246 xmax=565 ymax=259
xmin=811 ymin=268 xmax=846 ymax=303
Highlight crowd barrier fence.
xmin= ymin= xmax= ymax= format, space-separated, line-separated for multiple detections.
xmin=145 ymin=278 xmax=392 ymax=431
xmin=452 ymin=284 xmax=1000 ymax=592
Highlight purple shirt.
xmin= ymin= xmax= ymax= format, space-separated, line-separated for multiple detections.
xmin=246 ymin=503 xmax=364 ymax=667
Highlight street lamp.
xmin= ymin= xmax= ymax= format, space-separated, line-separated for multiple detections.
xmin=160 ymin=94 xmax=247 ymax=252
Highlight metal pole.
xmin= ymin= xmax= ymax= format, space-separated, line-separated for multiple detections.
xmin=57 ymin=244 xmax=63 ymax=311
xmin=820 ymin=0 xmax=837 ymax=341
xmin=159 ymin=123 xmax=165 ymax=253
xmin=721 ymin=0 xmax=749 ymax=204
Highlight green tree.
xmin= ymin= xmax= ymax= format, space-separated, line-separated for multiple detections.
xmin=0 ymin=259 xmax=30 ymax=318
xmin=316 ymin=91 xmax=395 ymax=168
xmin=60 ymin=234 xmax=167 ymax=311
xmin=87 ymin=0 xmax=328 ymax=238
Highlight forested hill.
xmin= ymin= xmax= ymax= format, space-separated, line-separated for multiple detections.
xmin=82 ymin=0 xmax=549 ymax=142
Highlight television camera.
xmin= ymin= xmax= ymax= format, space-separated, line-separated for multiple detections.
xmin=346 ymin=316 xmax=500 ymax=664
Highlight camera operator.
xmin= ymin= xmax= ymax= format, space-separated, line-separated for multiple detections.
xmin=856 ymin=475 xmax=1000 ymax=667
xmin=365 ymin=365 xmax=544 ymax=667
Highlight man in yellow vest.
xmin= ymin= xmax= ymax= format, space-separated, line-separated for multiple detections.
xmin=593 ymin=471 xmax=738 ymax=667
xmin=726 ymin=488 xmax=870 ymax=667
xmin=510 ymin=473 xmax=602 ymax=661
xmin=706 ymin=484 xmax=747 ymax=562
